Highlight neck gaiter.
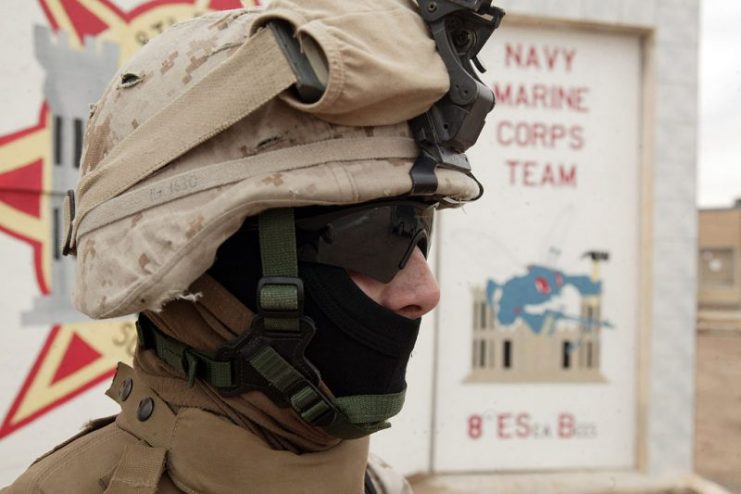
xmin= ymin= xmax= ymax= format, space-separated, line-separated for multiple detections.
xmin=136 ymin=217 xmax=421 ymax=453
xmin=207 ymin=219 xmax=421 ymax=398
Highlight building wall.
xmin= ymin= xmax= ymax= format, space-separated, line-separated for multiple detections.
xmin=698 ymin=205 xmax=741 ymax=309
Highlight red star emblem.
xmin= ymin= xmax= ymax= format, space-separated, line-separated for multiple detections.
xmin=0 ymin=0 xmax=248 ymax=440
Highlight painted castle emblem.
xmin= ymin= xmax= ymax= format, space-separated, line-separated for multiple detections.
xmin=468 ymin=251 xmax=612 ymax=383
xmin=0 ymin=0 xmax=244 ymax=439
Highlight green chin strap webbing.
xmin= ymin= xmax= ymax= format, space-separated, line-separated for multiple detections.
xmin=137 ymin=208 xmax=406 ymax=439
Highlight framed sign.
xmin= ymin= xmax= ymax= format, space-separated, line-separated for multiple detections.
xmin=432 ymin=22 xmax=643 ymax=471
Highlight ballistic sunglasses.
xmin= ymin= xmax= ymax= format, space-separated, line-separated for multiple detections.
xmin=295 ymin=200 xmax=436 ymax=283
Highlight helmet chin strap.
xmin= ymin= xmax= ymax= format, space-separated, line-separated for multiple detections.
xmin=136 ymin=208 xmax=406 ymax=439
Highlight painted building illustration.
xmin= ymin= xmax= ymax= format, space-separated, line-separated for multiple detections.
xmin=0 ymin=0 xmax=244 ymax=441
xmin=22 ymin=26 xmax=119 ymax=325
xmin=468 ymin=251 xmax=611 ymax=383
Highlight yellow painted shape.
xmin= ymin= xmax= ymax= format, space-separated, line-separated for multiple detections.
xmin=0 ymin=129 xmax=49 ymax=175
xmin=11 ymin=320 xmax=136 ymax=425
xmin=0 ymin=203 xmax=45 ymax=242
xmin=100 ymin=5 xmax=216 ymax=65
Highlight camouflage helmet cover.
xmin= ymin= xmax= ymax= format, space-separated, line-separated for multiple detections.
xmin=70 ymin=1 xmax=482 ymax=319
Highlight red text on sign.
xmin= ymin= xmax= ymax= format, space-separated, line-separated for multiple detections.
xmin=493 ymin=83 xmax=589 ymax=113
xmin=505 ymin=44 xmax=577 ymax=72
xmin=467 ymin=412 xmax=598 ymax=440
xmin=558 ymin=413 xmax=575 ymax=438
xmin=468 ymin=414 xmax=483 ymax=439
xmin=497 ymin=121 xmax=584 ymax=150
xmin=558 ymin=413 xmax=597 ymax=438
xmin=506 ymin=160 xmax=577 ymax=187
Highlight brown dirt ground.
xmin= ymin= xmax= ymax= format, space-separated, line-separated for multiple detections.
xmin=694 ymin=330 xmax=741 ymax=494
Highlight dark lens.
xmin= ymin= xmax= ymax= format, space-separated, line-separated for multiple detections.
xmin=296 ymin=201 xmax=435 ymax=282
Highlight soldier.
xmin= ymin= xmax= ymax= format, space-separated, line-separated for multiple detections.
xmin=3 ymin=0 xmax=503 ymax=492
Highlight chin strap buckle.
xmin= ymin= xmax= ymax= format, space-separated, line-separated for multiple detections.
xmin=250 ymin=345 xmax=338 ymax=426
xmin=212 ymin=311 xmax=340 ymax=428
xmin=213 ymin=208 xmax=338 ymax=428
xmin=410 ymin=0 xmax=505 ymax=194
xmin=257 ymin=276 xmax=305 ymax=324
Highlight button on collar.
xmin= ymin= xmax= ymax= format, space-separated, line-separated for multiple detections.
xmin=119 ymin=378 xmax=133 ymax=402
xmin=137 ymin=397 xmax=154 ymax=421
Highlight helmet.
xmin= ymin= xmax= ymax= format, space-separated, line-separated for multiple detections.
xmin=65 ymin=1 xmax=483 ymax=319
xmin=64 ymin=0 xmax=503 ymax=439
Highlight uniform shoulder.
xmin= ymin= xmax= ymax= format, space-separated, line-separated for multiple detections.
xmin=366 ymin=453 xmax=414 ymax=494
xmin=1 ymin=418 xmax=134 ymax=494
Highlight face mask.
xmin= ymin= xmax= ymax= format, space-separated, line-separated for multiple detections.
xmin=299 ymin=262 xmax=420 ymax=396
xmin=208 ymin=201 xmax=431 ymax=397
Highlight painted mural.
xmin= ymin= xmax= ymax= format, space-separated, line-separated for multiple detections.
xmin=431 ymin=23 xmax=641 ymax=470
xmin=468 ymin=251 xmax=612 ymax=383
xmin=0 ymin=0 xmax=246 ymax=440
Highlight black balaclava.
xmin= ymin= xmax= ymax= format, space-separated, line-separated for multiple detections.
xmin=207 ymin=218 xmax=420 ymax=397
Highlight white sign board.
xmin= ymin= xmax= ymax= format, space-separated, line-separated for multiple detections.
xmin=433 ymin=24 xmax=642 ymax=471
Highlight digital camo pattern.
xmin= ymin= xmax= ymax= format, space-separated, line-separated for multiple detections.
xmin=72 ymin=6 xmax=480 ymax=319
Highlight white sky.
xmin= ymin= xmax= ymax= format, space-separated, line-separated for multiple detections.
xmin=699 ymin=0 xmax=741 ymax=208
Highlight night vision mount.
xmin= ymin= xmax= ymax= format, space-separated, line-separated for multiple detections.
xmin=411 ymin=0 xmax=505 ymax=194
xmin=268 ymin=0 xmax=505 ymax=195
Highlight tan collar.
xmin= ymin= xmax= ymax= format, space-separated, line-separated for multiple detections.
xmin=107 ymin=363 xmax=369 ymax=494
xmin=140 ymin=273 xmax=340 ymax=453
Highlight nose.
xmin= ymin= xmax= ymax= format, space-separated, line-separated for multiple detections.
xmin=350 ymin=247 xmax=440 ymax=319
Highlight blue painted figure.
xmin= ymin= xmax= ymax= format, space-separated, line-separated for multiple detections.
xmin=485 ymin=255 xmax=613 ymax=335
